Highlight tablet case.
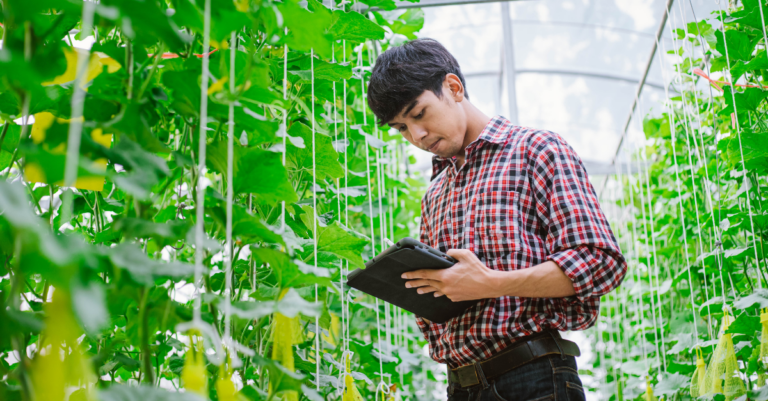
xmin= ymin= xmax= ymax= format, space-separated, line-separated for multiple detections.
xmin=346 ymin=237 xmax=478 ymax=323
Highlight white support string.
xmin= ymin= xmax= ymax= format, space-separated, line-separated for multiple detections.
xmin=758 ymin=0 xmax=768 ymax=57
xmin=683 ymin=2 xmax=730 ymax=299
xmin=193 ymin=0 xmax=211 ymax=326
xmin=60 ymin=1 xmax=95 ymax=224
xmin=310 ymin=48 xmax=322 ymax=392
xmin=342 ymin=39 xmax=351 ymax=356
xmin=634 ymin=130 xmax=664 ymax=374
xmin=358 ymin=41 xmax=387 ymax=398
xmin=281 ymin=34 xmax=288 ymax=232
xmin=718 ymin=1 xmax=763 ymax=292
xmin=176 ymin=0 xmax=226 ymax=366
xmin=676 ymin=1 xmax=718 ymax=339
xmin=659 ymin=7 xmax=700 ymax=346
xmin=224 ymin=30 xmax=236 ymax=347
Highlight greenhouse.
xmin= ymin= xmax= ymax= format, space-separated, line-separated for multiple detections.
xmin=1 ymin=0 xmax=767 ymax=399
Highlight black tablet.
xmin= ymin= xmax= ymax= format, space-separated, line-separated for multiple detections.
xmin=346 ymin=237 xmax=479 ymax=323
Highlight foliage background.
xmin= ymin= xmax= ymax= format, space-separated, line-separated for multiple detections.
xmin=597 ymin=1 xmax=768 ymax=400
xmin=0 ymin=0 xmax=442 ymax=400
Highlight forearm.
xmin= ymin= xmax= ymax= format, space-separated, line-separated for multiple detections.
xmin=491 ymin=260 xmax=576 ymax=298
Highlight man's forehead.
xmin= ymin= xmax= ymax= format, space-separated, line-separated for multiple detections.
xmin=387 ymin=99 xmax=420 ymax=126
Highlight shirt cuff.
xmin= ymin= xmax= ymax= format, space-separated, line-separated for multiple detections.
xmin=548 ymin=248 xmax=594 ymax=303
xmin=414 ymin=316 xmax=433 ymax=340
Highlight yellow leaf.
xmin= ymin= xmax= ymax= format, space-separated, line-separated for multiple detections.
xmin=29 ymin=289 xmax=98 ymax=401
xmin=31 ymin=112 xmax=56 ymax=144
xmin=182 ymin=330 xmax=208 ymax=396
xmin=208 ymin=76 xmax=229 ymax=95
xmin=26 ymin=114 xmax=111 ymax=191
xmin=42 ymin=48 xmax=121 ymax=87
xmin=217 ymin=355 xmax=238 ymax=401
xmin=234 ymin=0 xmax=249 ymax=12
xmin=342 ymin=374 xmax=365 ymax=401
xmin=322 ymin=313 xmax=340 ymax=346
xmin=24 ymin=162 xmax=47 ymax=184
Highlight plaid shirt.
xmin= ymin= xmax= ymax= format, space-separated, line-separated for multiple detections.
xmin=416 ymin=115 xmax=626 ymax=368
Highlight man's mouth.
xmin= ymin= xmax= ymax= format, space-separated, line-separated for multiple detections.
xmin=427 ymin=139 xmax=441 ymax=152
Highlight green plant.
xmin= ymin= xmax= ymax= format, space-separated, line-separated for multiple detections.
xmin=0 ymin=0 xmax=436 ymax=400
xmin=598 ymin=1 xmax=768 ymax=399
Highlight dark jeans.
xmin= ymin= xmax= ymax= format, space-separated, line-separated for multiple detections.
xmin=447 ymin=355 xmax=586 ymax=401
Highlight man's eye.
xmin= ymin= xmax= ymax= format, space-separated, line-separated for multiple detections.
xmin=399 ymin=125 xmax=407 ymax=132
xmin=415 ymin=110 xmax=424 ymax=119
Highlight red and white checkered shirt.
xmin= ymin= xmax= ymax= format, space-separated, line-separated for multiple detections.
xmin=416 ymin=115 xmax=626 ymax=368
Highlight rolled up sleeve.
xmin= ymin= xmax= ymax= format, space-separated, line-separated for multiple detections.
xmin=529 ymin=133 xmax=627 ymax=303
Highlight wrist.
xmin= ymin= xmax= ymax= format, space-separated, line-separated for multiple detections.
xmin=490 ymin=268 xmax=529 ymax=298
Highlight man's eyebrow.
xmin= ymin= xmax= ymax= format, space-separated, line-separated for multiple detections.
xmin=400 ymin=99 xmax=419 ymax=118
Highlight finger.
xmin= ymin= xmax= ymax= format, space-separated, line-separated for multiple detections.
xmin=417 ymin=286 xmax=439 ymax=294
xmin=433 ymin=292 xmax=445 ymax=298
xmin=405 ymin=279 xmax=437 ymax=289
xmin=446 ymin=248 xmax=475 ymax=261
xmin=401 ymin=269 xmax=440 ymax=280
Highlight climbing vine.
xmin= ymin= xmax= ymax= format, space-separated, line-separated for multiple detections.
xmin=0 ymin=0 xmax=436 ymax=400
xmin=600 ymin=1 xmax=768 ymax=400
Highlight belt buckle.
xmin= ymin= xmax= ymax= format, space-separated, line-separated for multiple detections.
xmin=455 ymin=364 xmax=480 ymax=388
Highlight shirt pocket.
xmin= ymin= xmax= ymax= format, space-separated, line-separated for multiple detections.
xmin=475 ymin=190 xmax=522 ymax=268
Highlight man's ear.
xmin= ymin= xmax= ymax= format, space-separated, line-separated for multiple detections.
xmin=444 ymin=73 xmax=464 ymax=102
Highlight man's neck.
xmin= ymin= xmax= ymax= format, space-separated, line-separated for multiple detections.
xmin=455 ymin=102 xmax=491 ymax=167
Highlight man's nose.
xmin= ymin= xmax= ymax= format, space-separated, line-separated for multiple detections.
xmin=411 ymin=125 xmax=428 ymax=144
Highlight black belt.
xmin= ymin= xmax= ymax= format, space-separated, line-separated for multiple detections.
xmin=448 ymin=331 xmax=581 ymax=389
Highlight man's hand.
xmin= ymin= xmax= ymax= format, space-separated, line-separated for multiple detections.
xmin=402 ymin=249 xmax=579 ymax=302
xmin=401 ymin=249 xmax=500 ymax=302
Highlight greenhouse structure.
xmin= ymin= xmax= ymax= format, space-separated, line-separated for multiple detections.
xmin=1 ymin=0 xmax=767 ymax=399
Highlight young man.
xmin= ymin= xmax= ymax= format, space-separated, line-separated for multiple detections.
xmin=367 ymin=39 xmax=627 ymax=400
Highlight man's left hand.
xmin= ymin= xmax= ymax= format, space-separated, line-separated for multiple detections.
xmin=401 ymin=249 xmax=500 ymax=302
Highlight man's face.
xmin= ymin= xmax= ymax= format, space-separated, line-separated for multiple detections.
xmin=386 ymin=77 xmax=467 ymax=159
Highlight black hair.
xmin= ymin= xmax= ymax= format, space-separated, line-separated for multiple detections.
xmin=367 ymin=38 xmax=468 ymax=126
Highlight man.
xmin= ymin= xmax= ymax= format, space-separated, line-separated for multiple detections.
xmin=367 ymin=39 xmax=627 ymax=400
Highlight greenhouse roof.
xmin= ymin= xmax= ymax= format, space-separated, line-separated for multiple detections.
xmin=391 ymin=0 xmax=721 ymax=179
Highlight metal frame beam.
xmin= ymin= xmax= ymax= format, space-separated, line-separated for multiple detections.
xmin=464 ymin=69 xmax=668 ymax=91
xmin=598 ymin=0 xmax=674 ymax=194
xmin=500 ymin=2 xmax=519 ymax=124
xmin=353 ymin=0 xmax=528 ymax=12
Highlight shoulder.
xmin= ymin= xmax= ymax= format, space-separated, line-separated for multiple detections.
xmin=509 ymin=128 xmax=578 ymax=164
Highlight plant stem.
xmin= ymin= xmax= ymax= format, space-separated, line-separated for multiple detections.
xmin=138 ymin=287 xmax=155 ymax=384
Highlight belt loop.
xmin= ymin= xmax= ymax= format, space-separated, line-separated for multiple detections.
xmin=474 ymin=362 xmax=490 ymax=390
xmin=548 ymin=330 xmax=566 ymax=360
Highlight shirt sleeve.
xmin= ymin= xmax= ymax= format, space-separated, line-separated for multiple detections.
xmin=527 ymin=132 xmax=627 ymax=303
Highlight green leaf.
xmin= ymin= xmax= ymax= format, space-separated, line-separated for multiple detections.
xmin=278 ymin=0 xmax=334 ymax=59
xmin=107 ymin=243 xmax=196 ymax=286
xmin=232 ymin=287 xmax=322 ymax=319
xmin=726 ymin=312 xmax=760 ymax=336
xmin=722 ymin=86 xmax=768 ymax=115
xmin=290 ymin=58 xmax=353 ymax=82
xmin=715 ymin=29 xmax=755 ymax=64
xmin=99 ymin=384 xmax=206 ymax=401
xmin=251 ymin=247 xmax=331 ymax=289
xmin=328 ymin=9 xmax=386 ymax=42
xmin=734 ymin=289 xmax=768 ymax=309
xmin=101 ymin=0 xmax=192 ymax=51
xmin=112 ymin=218 xmax=190 ymax=247
xmin=287 ymin=122 xmax=344 ymax=180
xmin=301 ymin=205 xmax=369 ymax=268
xmin=206 ymin=203 xmax=284 ymax=245
xmin=206 ymin=141 xmax=298 ymax=205
xmin=72 ymin=279 xmax=109 ymax=336
xmin=654 ymin=372 xmax=690 ymax=396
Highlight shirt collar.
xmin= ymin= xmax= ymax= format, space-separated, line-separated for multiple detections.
xmin=430 ymin=115 xmax=511 ymax=179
